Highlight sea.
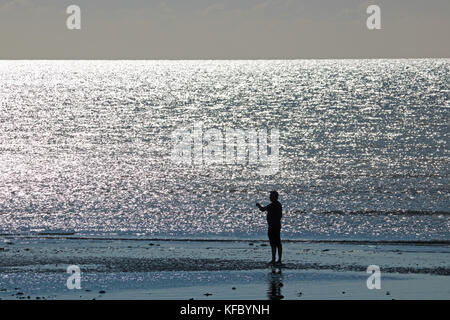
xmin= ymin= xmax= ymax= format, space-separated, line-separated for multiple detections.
xmin=0 ymin=59 xmax=448 ymax=241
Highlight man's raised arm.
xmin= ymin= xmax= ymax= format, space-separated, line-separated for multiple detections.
xmin=256 ymin=203 xmax=267 ymax=212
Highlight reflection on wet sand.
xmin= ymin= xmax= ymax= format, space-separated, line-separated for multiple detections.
xmin=267 ymin=267 xmax=284 ymax=300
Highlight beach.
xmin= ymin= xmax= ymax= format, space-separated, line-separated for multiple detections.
xmin=0 ymin=59 xmax=448 ymax=300
xmin=0 ymin=0 xmax=449 ymax=308
xmin=1 ymin=236 xmax=449 ymax=300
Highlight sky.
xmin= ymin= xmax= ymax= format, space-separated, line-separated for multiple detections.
xmin=0 ymin=0 xmax=449 ymax=59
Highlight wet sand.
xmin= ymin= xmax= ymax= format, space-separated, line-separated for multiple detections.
xmin=0 ymin=236 xmax=449 ymax=299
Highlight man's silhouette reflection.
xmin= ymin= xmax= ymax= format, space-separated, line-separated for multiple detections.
xmin=267 ymin=267 xmax=284 ymax=300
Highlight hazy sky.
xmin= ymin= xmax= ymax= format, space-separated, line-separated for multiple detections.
xmin=0 ymin=0 xmax=449 ymax=59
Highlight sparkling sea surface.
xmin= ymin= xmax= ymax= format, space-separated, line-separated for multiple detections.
xmin=0 ymin=60 xmax=448 ymax=241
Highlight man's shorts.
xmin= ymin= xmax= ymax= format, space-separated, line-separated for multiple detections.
xmin=268 ymin=228 xmax=281 ymax=247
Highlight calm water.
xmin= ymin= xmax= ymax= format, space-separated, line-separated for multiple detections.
xmin=0 ymin=60 xmax=448 ymax=241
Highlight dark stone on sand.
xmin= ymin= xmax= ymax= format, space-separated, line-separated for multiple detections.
xmin=232 ymin=287 xmax=236 ymax=290
xmin=204 ymin=293 xmax=212 ymax=296
xmin=36 ymin=297 xmax=40 ymax=300
xmin=260 ymin=244 xmax=268 ymax=247
xmin=85 ymin=289 xmax=91 ymax=292
xmin=16 ymin=292 xmax=24 ymax=295
xmin=249 ymin=243 xmax=254 ymax=246
xmin=149 ymin=243 xmax=154 ymax=246
xmin=386 ymin=291 xmax=390 ymax=295
xmin=342 ymin=291 xmax=345 ymax=294
xmin=322 ymin=249 xmax=330 ymax=252
xmin=99 ymin=290 xmax=106 ymax=294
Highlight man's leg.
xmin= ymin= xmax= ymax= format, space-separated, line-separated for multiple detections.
xmin=277 ymin=243 xmax=282 ymax=263
xmin=271 ymin=245 xmax=276 ymax=264
xmin=268 ymin=229 xmax=276 ymax=264
xmin=276 ymin=229 xmax=282 ymax=264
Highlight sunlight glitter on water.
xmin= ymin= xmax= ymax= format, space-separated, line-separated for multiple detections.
xmin=0 ymin=60 xmax=448 ymax=240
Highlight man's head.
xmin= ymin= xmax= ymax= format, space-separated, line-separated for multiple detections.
xmin=269 ymin=191 xmax=279 ymax=202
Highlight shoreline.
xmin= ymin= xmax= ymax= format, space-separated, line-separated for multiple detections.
xmin=2 ymin=234 xmax=449 ymax=246
xmin=1 ymin=237 xmax=449 ymax=299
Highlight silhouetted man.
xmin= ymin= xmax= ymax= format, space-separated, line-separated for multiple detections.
xmin=256 ymin=191 xmax=282 ymax=266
